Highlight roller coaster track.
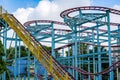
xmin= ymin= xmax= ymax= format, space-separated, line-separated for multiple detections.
xmin=29 ymin=61 xmax=120 ymax=79
xmin=0 ymin=13 xmax=75 ymax=80
xmin=21 ymin=72 xmax=43 ymax=80
xmin=24 ymin=20 xmax=120 ymax=34
xmin=60 ymin=6 xmax=120 ymax=18
xmin=1 ymin=6 xmax=120 ymax=80
xmin=55 ymin=42 xmax=120 ymax=51
xmin=30 ymin=72 xmax=44 ymax=80
xmin=65 ymin=60 xmax=120 ymax=75
xmin=24 ymin=20 xmax=120 ymax=51
xmin=24 ymin=20 xmax=67 ymax=27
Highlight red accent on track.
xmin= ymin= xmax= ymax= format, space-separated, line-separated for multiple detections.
xmin=24 ymin=20 xmax=67 ymax=27
xmin=55 ymin=42 xmax=120 ymax=51
xmin=60 ymin=6 xmax=120 ymax=18
xmin=64 ymin=60 xmax=120 ymax=75
xmin=24 ymin=20 xmax=120 ymax=34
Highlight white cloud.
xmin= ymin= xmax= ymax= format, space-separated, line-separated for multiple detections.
xmin=113 ymin=5 xmax=120 ymax=10
xmin=12 ymin=1 xmax=120 ymax=32
xmin=10 ymin=1 xmax=120 ymax=48
xmin=13 ymin=0 xmax=92 ymax=24
xmin=13 ymin=8 xmax=34 ymax=24
xmin=110 ymin=5 xmax=120 ymax=23
xmin=10 ymin=0 xmax=91 ymax=47
xmin=12 ymin=0 xmax=120 ymax=28
xmin=28 ymin=0 xmax=59 ymax=21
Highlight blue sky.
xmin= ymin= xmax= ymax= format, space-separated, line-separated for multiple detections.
xmin=0 ymin=0 xmax=120 ymax=24
xmin=0 ymin=0 xmax=40 ymax=12
xmin=92 ymin=0 xmax=120 ymax=7
xmin=0 ymin=0 xmax=120 ymax=13
xmin=0 ymin=0 xmax=120 ymax=47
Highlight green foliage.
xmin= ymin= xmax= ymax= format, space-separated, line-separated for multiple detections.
xmin=66 ymin=43 xmax=87 ymax=56
xmin=43 ymin=45 xmax=60 ymax=57
xmin=43 ymin=45 xmax=52 ymax=51
xmin=20 ymin=46 xmax=30 ymax=57
xmin=66 ymin=47 xmax=72 ymax=56
xmin=7 ymin=45 xmax=33 ymax=59
xmin=6 ymin=45 xmax=57 ymax=59
xmin=65 ymin=43 xmax=109 ymax=79
xmin=6 ymin=47 xmax=15 ymax=59
xmin=0 ymin=60 xmax=7 ymax=74
xmin=79 ymin=43 xmax=87 ymax=54
xmin=0 ymin=40 xmax=7 ymax=74
xmin=55 ymin=50 xmax=61 ymax=58
xmin=0 ymin=40 xmax=4 ymax=56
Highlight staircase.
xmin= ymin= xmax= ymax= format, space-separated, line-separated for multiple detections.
xmin=1 ymin=13 xmax=75 ymax=80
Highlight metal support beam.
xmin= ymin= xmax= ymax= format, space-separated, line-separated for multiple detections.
xmin=106 ymin=10 xmax=114 ymax=80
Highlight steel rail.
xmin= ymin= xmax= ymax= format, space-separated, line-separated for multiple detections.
xmin=55 ymin=42 xmax=120 ymax=51
xmin=24 ymin=20 xmax=67 ymax=27
xmin=24 ymin=20 xmax=120 ymax=34
xmin=2 ymin=14 xmax=75 ymax=80
xmin=64 ymin=60 xmax=120 ymax=75
xmin=60 ymin=6 xmax=120 ymax=18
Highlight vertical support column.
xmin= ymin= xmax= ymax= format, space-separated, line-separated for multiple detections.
xmin=117 ymin=25 xmax=120 ymax=80
xmin=2 ymin=22 xmax=7 ymax=80
xmin=51 ymin=22 xmax=55 ymax=57
xmin=78 ymin=10 xmax=82 ymax=80
xmin=68 ymin=39 xmax=71 ymax=73
xmin=44 ymin=67 xmax=48 ymax=80
xmin=2 ymin=74 xmax=3 ymax=80
xmin=48 ymin=22 xmax=55 ymax=80
xmin=24 ymin=75 xmax=26 ymax=80
xmin=14 ymin=33 xmax=17 ymax=80
xmin=34 ymin=57 xmax=37 ymax=80
xmin=79 ymin=9 xmax=82 ymax=19
xmin=92 ymin=29 xmax=97 ymax=80
xmin=71 ymin=25 xmax=75 ymax=77
xmin=18 ymin=37 xmax=21 ymax=80
xmin=78 ymin=25 xmax=81 ymax=80
xmin=96 ymin=23 xmax=102 ymax=80
xmin=34 ymin=21 xmax=38 ymax=80
xmin=87 ymin=44 xmax=90 ymax=80
xmin=62 ymin=49 xmax=64 ymax=57
xmin=0 ymin=74 xmax=1 ymax=80
xmin=106 ymin=10 xmax=114 ymax=80
xmin=27 ymin=50 xmax=30 ymax=80
xmin=118 ymin=25 xmax=120 ymax=49
xmin=73 ymin=25 xmax=78 ymax=80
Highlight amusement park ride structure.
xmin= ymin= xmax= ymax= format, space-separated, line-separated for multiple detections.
xmin=0 ymin=6 xmax=120 ymax=80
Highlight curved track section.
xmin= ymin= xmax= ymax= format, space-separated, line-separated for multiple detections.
xmin=30 ymin=72 xmax=44 ymax=80
xmin=24 ymin=20 xmax=120 ymax=51
xmin=55 ymin=42 xmax=120 ymax=51
xmin=24 ymin=20 xmax=67 ymax=27
xmin=24 ymin=20 xmax=72 ymax=34
xmin=24 ymin=20 xmax=120 ymax=33
xmin=1 ymin=14 xmax=75 ymax=80
xmin=60 ymin=6 xmax=120 ymax=18
xmin=65 ymin=60 xmax=120 ymax=75
xmin=21 ymin=72 xmax=44 ymax=80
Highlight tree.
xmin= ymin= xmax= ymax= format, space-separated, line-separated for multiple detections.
xmin=65 ymin=43 xmax=109 ymax=79
xmin=66 ymin=43 xmax=87 ymax=56
xmin=43 ymin=45 xmax=60 ymax=57
xmin=66 ymin=47 xmax=72 ymax=56
xmin=0 ymin=40 xmax=7 ymax=74
xmin=6 ymin=45 xmax=33 ymax=59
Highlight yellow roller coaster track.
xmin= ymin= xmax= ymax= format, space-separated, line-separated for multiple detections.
xmin=0 ymin=11 xmax=75 ymax=80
